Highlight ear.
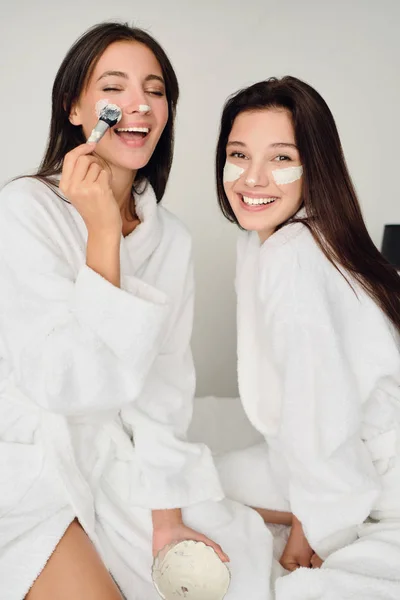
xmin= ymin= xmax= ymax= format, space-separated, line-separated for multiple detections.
xmin=68 ymin=100 xmax=83 ymax=126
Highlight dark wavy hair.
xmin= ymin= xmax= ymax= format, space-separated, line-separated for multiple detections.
xmin=216 ymin=76 xmax=400 ymax=332
xmin=35 ymin=21 xmax=179 ymax=205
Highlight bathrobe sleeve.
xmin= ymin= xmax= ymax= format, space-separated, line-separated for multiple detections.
xmin=0 ymin=180 xmax=170 ymax=415
xmin=260 ymin=246 xmax=381 ymax=559
xmin=119 ymin=246 xmax=225 ymax=509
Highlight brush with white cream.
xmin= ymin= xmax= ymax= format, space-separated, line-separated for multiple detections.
xmin=87 ymin=103 xmax=122 ymax=143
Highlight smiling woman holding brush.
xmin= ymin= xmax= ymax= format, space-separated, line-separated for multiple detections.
xmin=0 ymin=21 xmax=272 ymax=600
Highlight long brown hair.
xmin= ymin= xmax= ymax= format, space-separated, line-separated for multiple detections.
xmin=36 ymin=21 xmax=179 ymax=206
xmin=216 ymin=76 xmax=400 ymax=333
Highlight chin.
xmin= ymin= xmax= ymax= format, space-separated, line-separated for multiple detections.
xmin=109 ymin=153 xmax=153 ymax=173
xmin=96 ymin=140 xmax=154 ymax=171
xmin=122 ymin=158 xmax=150 ymax=171
xmin=236 ymin=213 xmax=272 ymax=233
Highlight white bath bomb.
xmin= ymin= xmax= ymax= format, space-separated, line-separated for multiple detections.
xmin=152 ymin=540 xmax=231 ymax=600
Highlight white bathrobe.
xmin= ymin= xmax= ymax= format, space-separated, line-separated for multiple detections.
xmin=218 ymin=218 xmax=400 ymax=599
xmin=0 ymin=178 xmax=272 ymax=600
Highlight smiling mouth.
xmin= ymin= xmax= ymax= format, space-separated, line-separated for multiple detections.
xmin=241 ymin=195 xmax=278 ymax=206
xmin=114 ymin=126 xmax=150 ymax=141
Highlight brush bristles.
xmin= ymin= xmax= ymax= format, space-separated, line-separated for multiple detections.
xmin=99 ymin=103 xmax=122 ymax=127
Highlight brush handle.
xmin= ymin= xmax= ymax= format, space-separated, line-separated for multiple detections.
xmin=87 ymin=120 xmax=109 ymax=143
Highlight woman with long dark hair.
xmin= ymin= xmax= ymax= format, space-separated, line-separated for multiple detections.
xmin=215 ymin=76 xmax=400 ymax=598
xmin=0 ymin=23 xmax=272 ymax=600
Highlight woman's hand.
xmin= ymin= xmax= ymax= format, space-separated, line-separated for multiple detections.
xmin=279 ymin=516 xmax=314 ymax=571
xmin=310 ymin=553 xmax=324 ymax=568
xmin=152 ymin=509 xmax=229 ymax=563
xmin=59 ymin=143 xmax=122 ymax=235
xmin=152 ymin=523 xmax=230 ymax=563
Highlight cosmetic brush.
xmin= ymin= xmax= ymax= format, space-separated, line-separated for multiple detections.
xmin=87 ymin=103 xmax=122 ymax=143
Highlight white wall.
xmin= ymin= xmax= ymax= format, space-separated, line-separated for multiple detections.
xmin=2 ymin=0 xmax=399 ymax=397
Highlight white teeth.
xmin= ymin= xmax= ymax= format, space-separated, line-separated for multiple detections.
xmin=116 ymin=127 xmax=149 ymax=133
xmin=242 ymin=196 xmax=277 ymax=206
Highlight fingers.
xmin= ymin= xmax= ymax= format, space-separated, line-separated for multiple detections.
xmin=59 ymin=143 xmax=111 ymax=201
xmin=152 ymin=526 xmax=230 ymax=565
xmin=61 ymin=142 xmax=96 ymax=185
xmin=190 ymin=532 xmax=229 ymax=563
xmin=299 ymin=557 xmax=312 ymax=568
xmin=72 ymin=155 xmax=100 ymax=183
xmin=85 ymin=162 xmax=102 ymax=184
xmin=97 ymin=168 xmax=112 ymax=188
xmin=280 ymin=553 xmax=323 ymax=570
xmin=279 ymin=557 xmax=299 ymax=571
xmin=311 ymin=553 xmax=323 ymax=569
xmin=201 ymin=537 xmax=230 ymax=563
xmin=92 ymin=150 xmax=112 ymax=174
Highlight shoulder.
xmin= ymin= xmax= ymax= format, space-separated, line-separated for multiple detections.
xmin=263 ymin=220 xmax=321 ymax=261
xmin=0 ymin=177 xmax=69 ymax=255
xmin=258 ymin=222 xmax=339 ymax=318
xmin=0 ymin=177 xmax=61 ymax=221
xmin=260 ymin=221 xmax=326 ymax=280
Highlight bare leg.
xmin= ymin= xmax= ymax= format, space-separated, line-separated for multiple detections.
xmin=251 ymin=507 xmax=293 ymax=526
xmin=26 ymin=519 xmax=124 ymax=600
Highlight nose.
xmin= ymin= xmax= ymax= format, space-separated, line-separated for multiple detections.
xmin=244 ymin=163 xmax=270 ymax=188
xmin=123 ymin=95 xmax=151 ymax=116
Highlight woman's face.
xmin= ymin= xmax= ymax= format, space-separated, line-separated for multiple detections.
xmin=223 ymin=108 xmax=303 ymax=242
xmin=69 ymin=40 xmax=169 ymax=176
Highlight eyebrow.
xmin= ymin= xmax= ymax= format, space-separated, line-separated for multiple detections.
xmin=227 ymin=140 xmax=298 ymax=149
xmin=226 ymin=141 xmax=246 ymax=148
xmin=96 ymin=70 xmax=127 ymax=81
xmin=96 ymin=70 xmax=165 ymax=85
xmin=270 ymin=142 xmax=298 ymax=149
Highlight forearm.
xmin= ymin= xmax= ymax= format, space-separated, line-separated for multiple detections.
xmin=86 ymin=231 xmax=121 ymax=287
xmin=152 ymin=508 xmax=183 ymax=529
xmin=251 ymin=507 xmax=293 ymax=526
xmin=291 ymin=514 xmax=303 ymax=530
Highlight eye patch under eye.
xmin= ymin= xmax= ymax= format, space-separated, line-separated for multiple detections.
xmin=272 ymin=165 xmax=303 ymax=185
xmin=223 ymin=162 xmax=245 ymax=182
xmin=223 ymin=162 xmax=303 ymax=185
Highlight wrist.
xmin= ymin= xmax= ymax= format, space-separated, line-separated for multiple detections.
xmin=152 ymin=509 xmax=183 ymax=530
xmin=291 ymin=515 xmax=303 ymax=530
xmin=87 ymin=227 xmax=121 ymax=243
xmin=86 ymin=230 xmax=121 ymax=287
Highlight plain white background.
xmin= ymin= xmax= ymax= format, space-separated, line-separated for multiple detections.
xmin=1 ymin=0 xmax=399 ymax=398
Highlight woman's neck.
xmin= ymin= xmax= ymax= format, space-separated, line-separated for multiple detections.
xmin=110 ymin=166 xmax=141 ymax=236
xmin=111 ymin=167 xmax=137 ymax=211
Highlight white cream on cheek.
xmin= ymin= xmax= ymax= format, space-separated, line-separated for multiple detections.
xmin=223 ymin=161 xmax=303 ymax=190
xmin=95 ymin=98 xmax=110 ymax=117
xmin=272 ymin=165 xmax=303 ymax=185
xmin=223 ymin=161 xmax=245 ymax=183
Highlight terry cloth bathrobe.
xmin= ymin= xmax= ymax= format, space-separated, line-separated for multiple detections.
xmin=0 ymin=178 xmax=272 ymax=600
xmin=217 ymin=218 xmax=400 ymax=599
